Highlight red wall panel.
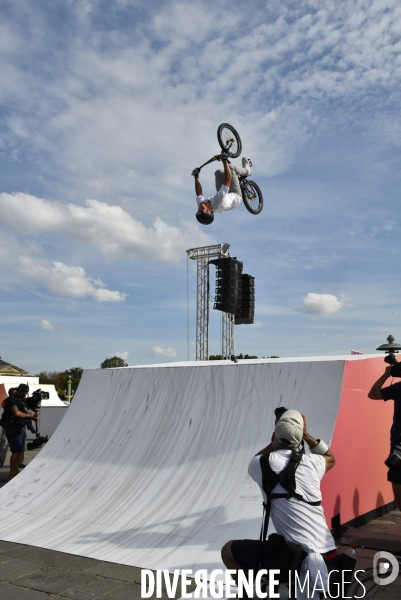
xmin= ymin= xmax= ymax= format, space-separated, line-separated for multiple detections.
xmin=321 ymin=356 xmax=394 ymax=526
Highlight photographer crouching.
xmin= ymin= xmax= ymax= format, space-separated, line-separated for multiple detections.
xmin=2 ymin=384 xmax=37 ymax=480
xmin=221 ymin=409 xmax=348 ymax=598
xmin=368 ymin=365 xmax=401 ymax=509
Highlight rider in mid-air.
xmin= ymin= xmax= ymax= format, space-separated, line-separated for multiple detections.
xmin=192 ymin=154 xmax=252 ymax=225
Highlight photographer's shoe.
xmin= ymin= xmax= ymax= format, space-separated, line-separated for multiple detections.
xmin=19 ymin=464 xmax=26 ymax=468
xmin=242 ymin=157 xmax=252 ymax=176
xmin=8 ymin=468 xmax=19 ymax=480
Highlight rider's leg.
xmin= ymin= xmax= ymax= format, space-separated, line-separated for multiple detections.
xmin=231 ymin=158 xmax=252 ymax=177
xmin=228 ymin=168 xmax=241 ymax=196
xmin=215 ymin=169 xmax=225 ymax=192
xmin=215 ymin=168 xmax=241 ymax=196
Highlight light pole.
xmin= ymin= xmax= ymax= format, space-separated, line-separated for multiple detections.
xmin=65 ymin=376 xmax=74 ymax=403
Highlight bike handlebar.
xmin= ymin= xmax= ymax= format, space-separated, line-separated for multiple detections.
xmin=197 ymin=154 xmax=232 ymax=172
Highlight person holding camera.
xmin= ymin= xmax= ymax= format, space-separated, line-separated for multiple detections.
xmin=368 ymin=366 xmax=401 ymax=509
xmin=2 ymin=384 xmax=37 ymax=480
xmin=221 ymin=409 xmax=337 ymax=595
xmin=0 ymin=387 xmax=25 ymax=468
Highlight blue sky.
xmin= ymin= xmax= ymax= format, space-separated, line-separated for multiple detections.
xmin=1 ymin=0 xmax=401 ymax=373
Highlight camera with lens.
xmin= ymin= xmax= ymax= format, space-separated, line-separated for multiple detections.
xmin=383 ymin=352 xmax=401 ymax=378
xmin=24 ymin=389 xmax=50 ymax=447
xmin=274 ymin=406 xmax=289 ymax=422
xmin=26 ymin=389 xmax=50 ymax=413
xmin=377 ymin=335 xmax=401 ymax=378
xmin=385 ymin=433 xmax=401 ymax=470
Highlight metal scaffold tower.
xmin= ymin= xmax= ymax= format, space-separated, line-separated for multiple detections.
xmin=222 ymin=312 xmax=234 ymax=361
xmin=187 ymin=243 xmax=234 ymax=361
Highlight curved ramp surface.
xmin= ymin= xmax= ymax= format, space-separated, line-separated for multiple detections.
xmin=0 ymin=356 xmax=392 ymax=571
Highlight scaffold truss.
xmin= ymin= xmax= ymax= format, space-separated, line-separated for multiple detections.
xmin=187 ymin=243 xmax=234 ymax=361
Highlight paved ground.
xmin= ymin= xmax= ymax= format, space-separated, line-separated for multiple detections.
xmin=0 ymin=447 xmax=401 ymax=598
xmin=0 ymin=445 xmax=42 ymax=487
xmin=337 ymin=511 xmax=401 ymax=599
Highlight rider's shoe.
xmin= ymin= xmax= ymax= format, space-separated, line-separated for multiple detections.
xmin=242 ymin=157 xmax=252 ymax=176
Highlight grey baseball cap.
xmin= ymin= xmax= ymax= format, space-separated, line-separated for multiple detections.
xmin=274 ymin=409 xmax=304 ymax=449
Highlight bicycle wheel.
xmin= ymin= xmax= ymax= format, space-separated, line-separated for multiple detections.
xmin=241 ymin=179 xmax=263 ymax=214
xmin=217 ymin=123 xmax=242 ymax=158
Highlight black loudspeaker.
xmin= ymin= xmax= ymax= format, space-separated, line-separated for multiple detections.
xmin=210 ymin=257 xmax=243 ymax=315
xmin=235 ymin=274 xmax=255 ymax=325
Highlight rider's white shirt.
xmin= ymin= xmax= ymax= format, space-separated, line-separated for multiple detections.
xmin=196 ymin=184 xmax=241 ymax=213
xmin=248 ymin=451 xmax=336 ymax=553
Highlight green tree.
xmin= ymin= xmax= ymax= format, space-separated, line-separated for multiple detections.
xmin=100 ymin=356 xmax=128 ymax=369
xmin=60 ymin=367 xmax=84 ymax=394
xmin=35 ymin=369 xmax=83 ymax=399
xmin=36 ymin=371 xmax=57 ymax=385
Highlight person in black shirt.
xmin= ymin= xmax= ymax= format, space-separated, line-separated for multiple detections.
xmin=0 ymin=387 xmax=17 ymax=467
xmin=3 ymin=384 xmax=36 ymax=480
xmin=369 ymin=366 xmax=401 ymax=509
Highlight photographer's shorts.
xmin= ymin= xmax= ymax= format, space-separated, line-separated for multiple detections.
xmin=231 ymin=538 xmax=341 ymax=586
xmin=5 ymin=427 xmax=25 ymax=453
xmin=387 ymin=466 xmax=401 ymax=485
xmin=231 ymin=539 xmax=284 ymax=572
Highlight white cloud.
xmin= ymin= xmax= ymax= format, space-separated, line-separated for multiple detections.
xmin=295 ymin=293 xmax=353 ymax=317
xmin=3 ymin=0 xmax=401 ymax=206
xmin=40 ymin=319 xmax=54 ymax=331
xmin=20 ymin=258 xmax=126 ymax=302
xmin=151 ymin=346 xmax=177 ymax=358
xmin=115 ymin=351 xmax=129 ymax=361
xmin=0 ymin=193 xmax=214 ymax=263
xmin=0 ymin=222 xmax=127 ymax=302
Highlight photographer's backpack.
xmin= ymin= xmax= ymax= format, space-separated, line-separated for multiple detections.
xmin=259 ymin=451 xmax=356 ymax=597
xmin=259 ymin=450 xmax=321 ymax=583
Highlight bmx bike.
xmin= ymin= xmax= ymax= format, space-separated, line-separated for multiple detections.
xmin=195 ymin=123 xmax=263 ymax=215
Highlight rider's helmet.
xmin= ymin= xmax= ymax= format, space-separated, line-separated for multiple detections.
xmin=196 ymin=211 xmax=214 ymax=225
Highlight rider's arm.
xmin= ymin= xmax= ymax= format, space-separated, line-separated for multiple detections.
xmin=368 ymin=367 xmax=392 ymax=400
xmin=223 ymin=159 xmax=232 ymax=188
xmin=194 ymin=176 xmax=203 ymax=197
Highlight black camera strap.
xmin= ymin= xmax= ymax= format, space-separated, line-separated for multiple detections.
xmin=259 ymin=450 xmax=321 ymax=568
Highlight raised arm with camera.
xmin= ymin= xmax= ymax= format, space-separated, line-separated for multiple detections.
xmin=302 ymin=413 xmax=335 ymax=472
xmin=369 ymin=336 xmax=401 ymax=510
xmin=368 ymin=366 xmax=392 ymax=400
xmin=254 ymin=410 xmax=335 ymax=472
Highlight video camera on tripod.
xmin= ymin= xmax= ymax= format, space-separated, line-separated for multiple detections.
xmin=25 ymin=388 xmax=50 ymax=449
xmin=376 ymin=335 xmax=401 ymax=378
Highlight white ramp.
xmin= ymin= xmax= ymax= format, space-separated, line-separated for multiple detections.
xmin=0 ymin=358 xmax=345 ymax=571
